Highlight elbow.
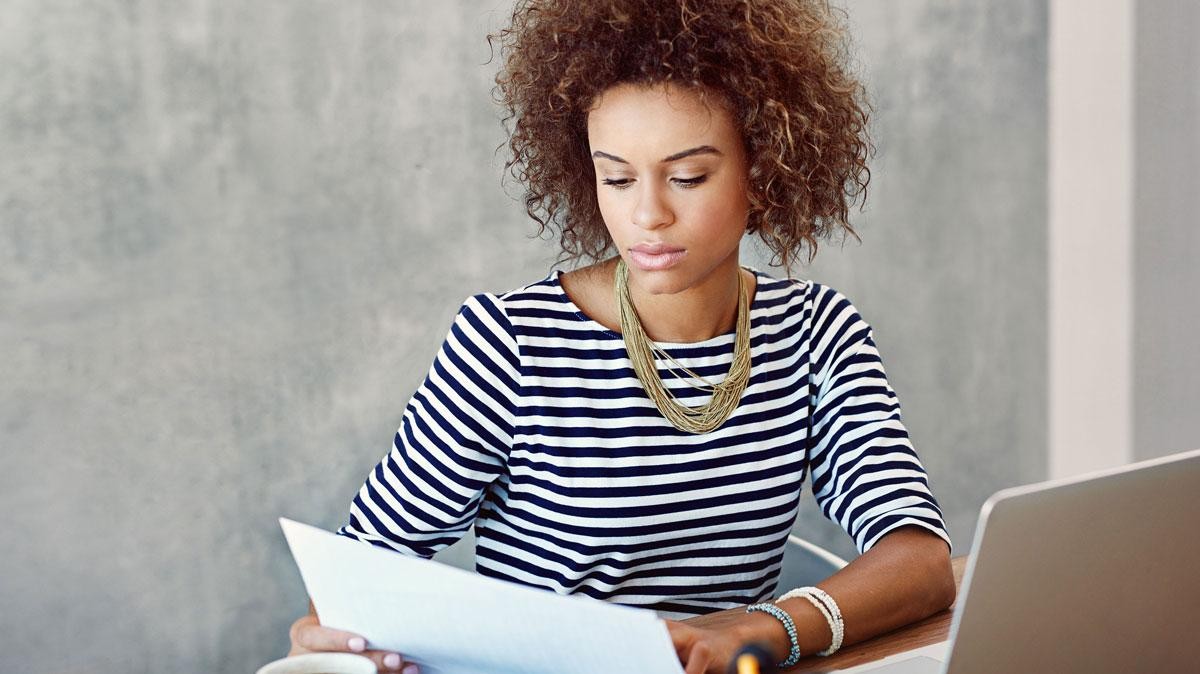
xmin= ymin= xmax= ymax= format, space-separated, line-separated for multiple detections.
xmin=881 ymin=526 xmax=957 ymax=617
xmin=937 ymin=566 xmax=957 ymax=612
xmin=908 ymin=538 xmax=955 ymax=616
xmin=928 ymin=548 xmax=956 ymax=613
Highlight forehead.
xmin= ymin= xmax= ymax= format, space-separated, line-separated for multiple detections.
xmin=586 ymin=83 xmax=738 ymax=157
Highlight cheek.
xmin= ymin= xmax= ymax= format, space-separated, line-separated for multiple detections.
xmin=594 ymin=190 xmax=627 ymax=234
xmin=695 ymin=185 xmax=750 ymax=236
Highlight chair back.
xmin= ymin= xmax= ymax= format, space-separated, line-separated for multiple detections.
xmin=775 ymin=534 xmax=849 ymax=592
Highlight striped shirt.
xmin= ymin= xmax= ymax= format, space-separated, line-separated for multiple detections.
xmin=337 ymin=266 xmax=950 ymax=619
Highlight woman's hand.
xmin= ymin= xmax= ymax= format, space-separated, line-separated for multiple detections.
xmin=665 ymin=608 xmax=784 ymax=674
xmin=288 ymin=605 xmax=419 ymax=673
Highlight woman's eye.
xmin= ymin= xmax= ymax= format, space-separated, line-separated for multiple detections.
xmin=602 ymin=178 xmax=633 ymax=189
xmin=673 ymin=175 xmax=708 ymax=188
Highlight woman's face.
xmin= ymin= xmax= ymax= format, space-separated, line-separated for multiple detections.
xmin=586 ymin=82 xmax=751 ymax=296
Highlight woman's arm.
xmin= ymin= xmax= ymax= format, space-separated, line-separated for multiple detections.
xmin=666 ymin=525 xmax=954 ymax=674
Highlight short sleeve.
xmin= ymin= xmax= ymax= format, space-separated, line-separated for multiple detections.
xmin=336 ymin=293 xmax=520 ymax=558
xmin=805 ymin=285 xmax=951 ymax=555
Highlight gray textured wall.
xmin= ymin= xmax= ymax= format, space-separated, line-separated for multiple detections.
xmin=1 ymin=1 xmax=1047 ymax=672
xmin=1134 ymin=1 xmax=1200 ymax=462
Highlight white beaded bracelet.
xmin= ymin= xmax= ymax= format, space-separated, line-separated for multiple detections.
xmin=777 ymin=586 xmax=844 ymax=656
xmin=807 ymin=587 xmax=844 ymax=654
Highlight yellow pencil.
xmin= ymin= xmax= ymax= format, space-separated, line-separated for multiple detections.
xmin=736 ymin=652 xmax=761 ymax=674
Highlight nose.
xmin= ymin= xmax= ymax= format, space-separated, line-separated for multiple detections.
xmin=631 ymin=181 xmax=674 ymax=230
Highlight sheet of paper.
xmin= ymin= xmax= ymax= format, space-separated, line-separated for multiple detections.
xmin=280 ymin=518 xmax=686 ymax=674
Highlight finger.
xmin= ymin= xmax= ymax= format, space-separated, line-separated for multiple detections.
xmin=686 ymin=640 xmax=710 ymax=674
xmin=664 ymin=621 xmax=694 ymax=660
xmin=294 ymin=621 xmax=371 ymax=653
xmin=362 ymin=649 xmax=418 ymax=672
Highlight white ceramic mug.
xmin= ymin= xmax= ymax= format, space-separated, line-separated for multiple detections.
xmin=255 ymin=652 xmax=378 ymax=674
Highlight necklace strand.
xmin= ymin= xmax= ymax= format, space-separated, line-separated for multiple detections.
xmin=615 ymin=258 xmax=752 ymax=434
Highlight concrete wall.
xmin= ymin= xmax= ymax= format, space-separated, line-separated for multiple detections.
xmin=2 ymin=1 xmax=1049 ymax=672
xmin=1133 ymin=1 xmax=1200 ymax=461
xmin=1 ymin=2 xmax=548 ymax=672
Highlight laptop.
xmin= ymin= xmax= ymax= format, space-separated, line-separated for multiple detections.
xmin=846 ymin=447 xmax=1200 ymax=673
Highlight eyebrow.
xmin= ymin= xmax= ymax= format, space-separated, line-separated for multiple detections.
xmin=591 ymin=145 xmax=723 ymax=165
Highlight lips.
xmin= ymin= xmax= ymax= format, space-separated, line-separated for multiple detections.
xmin=628 ymin=244 xmax=687 ymax=271
xmin=631 ymin=243 xmax=686 ymax=255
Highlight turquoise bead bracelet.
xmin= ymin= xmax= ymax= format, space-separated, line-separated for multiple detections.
xmin=746 ymin=602 xmax=802 ymax=667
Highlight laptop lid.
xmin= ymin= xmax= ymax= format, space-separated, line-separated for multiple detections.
xmin=943 ymin=447 xmax=1200 ymax=673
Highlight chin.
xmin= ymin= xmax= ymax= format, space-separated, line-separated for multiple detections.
xmin=626 ymin=266 xmax=695 ymax=296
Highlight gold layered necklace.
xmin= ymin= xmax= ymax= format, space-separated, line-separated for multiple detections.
xmin=615 ymin=258 xmax=752 ymax=434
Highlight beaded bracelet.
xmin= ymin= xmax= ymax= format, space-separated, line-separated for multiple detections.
xmin=778 ymin=586 xmax=844 ymax=656
xmin=806 ymin=586 xmax=844 ymax=655
xmin=745 ymin=602 xmax=803 ymax=668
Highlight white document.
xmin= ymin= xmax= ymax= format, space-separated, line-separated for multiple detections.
xmin=280 ymin=518 xmax=686 ymax=674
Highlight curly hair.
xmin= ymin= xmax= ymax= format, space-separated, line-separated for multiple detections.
xmin=490 ymin=0 xmax=873 ymax=275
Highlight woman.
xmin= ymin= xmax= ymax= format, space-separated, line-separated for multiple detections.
xmin=289 ymin=1 xmax=955 ymax=672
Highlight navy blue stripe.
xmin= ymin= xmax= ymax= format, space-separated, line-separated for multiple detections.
xmin=488 ymin=492 xmax=802 ymax=539
xmin=509 ymin=458 xmax=803 ymax=499
xmin=508 ymin=442 xmax=804 ymax=480
xmin=482 ymin=515 xmax=796 ymax=558
xmin=521 ymin=342 xmax=804 ymax=382
xmin=857 ymin=514 xmax=948 ymax=549
xmin=479 ymin=528 xmax=791 ymax=574
xmin=477 ymin=545 xmax=778 ymax=590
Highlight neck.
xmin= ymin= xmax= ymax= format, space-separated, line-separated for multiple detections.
xmin=617 ymin=252 xmax=748 ymax=344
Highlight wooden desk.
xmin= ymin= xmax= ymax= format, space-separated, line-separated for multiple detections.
xmin=786 ymin=556 xmax=968 ymax=672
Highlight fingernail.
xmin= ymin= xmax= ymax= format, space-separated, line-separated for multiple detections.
xmin=402 ymin=665 xmax=419 ymax=674
xmin=383 ymin=653 xmax=401 ymax=669
xmin=347 ymin=637 xmax=365 ymax=652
